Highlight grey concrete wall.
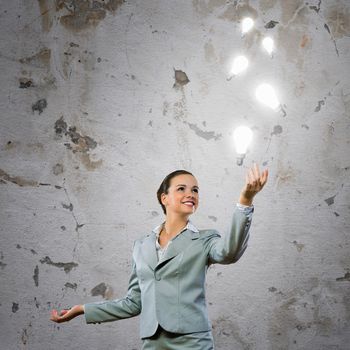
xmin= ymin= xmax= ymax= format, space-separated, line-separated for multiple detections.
xmin=0 ymin=0 xmax=349 ymax=349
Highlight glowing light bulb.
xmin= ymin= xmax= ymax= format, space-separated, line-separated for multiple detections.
xmin=227 ymin=56 xmax=248 ymax=80
xmin=255 ymin=83 xmax=280 ymax=110
xmin=241 ymin=17 xmax=254 ymax=35
xmin=233 ymin=126 xmax=253 ymax=166
xmin=262 ymin=37 xmax=274 ymax=56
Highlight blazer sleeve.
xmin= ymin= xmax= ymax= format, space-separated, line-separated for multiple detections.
xmin=84 ymin=253 xmax=141 ymax=324
xmin=207 ymin=205 xmax=254 ymax=265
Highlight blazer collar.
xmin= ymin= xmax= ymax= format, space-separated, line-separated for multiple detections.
xmin=142 ymin=221 xmax=200 ymax=270
xmin=152 ymin=220 xmax=199 ymax=236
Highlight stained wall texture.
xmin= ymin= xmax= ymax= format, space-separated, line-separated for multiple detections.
xmin=0 ymin=0 xmax=349 ymax=349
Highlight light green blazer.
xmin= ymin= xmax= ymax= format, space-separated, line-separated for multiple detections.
xmin=84 ymin=207 xmax=253 ymax=339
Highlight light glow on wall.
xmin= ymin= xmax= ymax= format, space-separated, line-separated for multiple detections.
xmin=241 ymin=17 xmax=254 ymax=35
xmin=255 ymin=83 xmax=280 ymax=110
xmin=262 ymin=37 xmax=274 ymax=56
xmin=233 ymin=126 xmax=253 ymax=165
xmin=228 ymin=55 xmax=249 ymax=80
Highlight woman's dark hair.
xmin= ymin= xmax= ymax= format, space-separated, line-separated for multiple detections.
xmin=157 ymin=170 xmax=194 ymax=214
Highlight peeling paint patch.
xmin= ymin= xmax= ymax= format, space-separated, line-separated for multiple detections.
xmin=265 ymin=20 xmax=279 ymax=28
xmin=268 ymin=286 xmax=277 ymax=292
xmin=54 ymin=116 xmax=68 ymax=136
xmin=53 ymin=163 xmax=64 ymax=175
xmin=271 ymin=125 xmax=283 ymax=136
xmin=212 ymin=315 xmax=249 ymax=348
xmin=275 ymin=162 xmax=296 ymax=187
xmin=21 ymin=323 xmax=32 ymax=345
xmin=19 ymin=78 xmax=33 ymax=88
xmin=62 ymin=202 xmax=73 ymax=211
xmin=0 ymin=168 xmax=38 ymax=187
xmin=326 ymin=3 xmax=350 ymax=39
xmin=19 ymin=48 xmax=51 ymax=68
xmin=334 ymin=212 xmax=340 ymax=217
xmin=91 ymin=282 xmax=107 ymax=297
xmin=54 ymin=116 xmax=102 ymax=170
xmin=336 ymin=272 xmax=350 ymax=281
xmin=5 ymin=140 xmax=15 ymax=150
xmin=173 ymin=70 xmax=190 ymax=88
xmin=309 ymin=1 xmax=321 ymax=14
xmin=292 ymin=240 xmax=305 ymax=252
xmin=34 ymin=297 xmax=40 ymax=308
xmin=65 ymin=282 xmax=78 ymax=290
xmin=0 ymin=257 xmax=6 ymax=270
xmin=33 ymin=265 xmax=39 ymax=287
xmin=32 ymin=99 xmax=47 ymax=114
xmin=301 ymin=124 xmax=309 ymax=130
xmin=38 ymin=0 xmax=52 ymax=31
xmin=184 ymin=122 xmax=222 ymax=141
xmin=67 ymin=126 xmax=97 ymax=149
xmin=12 ymin=302 xmax=19 ymax=313
xmin=40 ymin=256 xmax=78 ymax=273
xmin=314 ymin=99 xmax=326 ymax=112
xmin=91 ymin=282 xmax=113 ymax=299
xmin=151 ymin=211 xmax=159 ymax=217
xmin=325 ymin=195 xmax=336 ymax=206
xmin=57 ymin=0 xmax=124 ymax=31
xmin=208 ymin=215 xmax=217 ymax=222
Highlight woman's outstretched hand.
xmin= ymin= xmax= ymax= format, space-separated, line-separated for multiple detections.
xmin=50 ymin=304 xmax=84 ymax=323
xmin=239 ymin=163 xmax=268 ymax=206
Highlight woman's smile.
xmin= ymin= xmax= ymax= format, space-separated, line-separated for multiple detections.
xmin=160 ymin=174 xmax=200 ymax=215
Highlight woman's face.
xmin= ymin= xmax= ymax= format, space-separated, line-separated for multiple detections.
xmin=161 ymin=174 xmax=199 ymax=216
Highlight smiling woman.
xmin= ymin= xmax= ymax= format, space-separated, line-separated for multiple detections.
xmin=50 ymin=164 xmax=268 ymax=350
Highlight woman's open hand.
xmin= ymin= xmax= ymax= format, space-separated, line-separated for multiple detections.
xmin=50 ymin=304 xmax=84 ymax=323
xmin=239 ymin=163 xmax=268 ymax=206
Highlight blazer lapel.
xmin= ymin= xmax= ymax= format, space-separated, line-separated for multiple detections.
xmin=156 ymin=229 xmax=200 ymax=267
xmin=140 ymin=233 xmax=158 ymax=271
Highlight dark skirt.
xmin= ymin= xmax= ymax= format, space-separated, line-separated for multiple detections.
xmin=142 ymin=326 xmax=214 ymax=350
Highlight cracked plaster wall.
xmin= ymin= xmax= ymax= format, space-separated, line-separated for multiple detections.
xmin=0 ymin=0 xmax=349 ymax=349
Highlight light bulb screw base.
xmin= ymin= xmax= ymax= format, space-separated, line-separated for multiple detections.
xmin=236 ymin=154 xmax=246 ymax=166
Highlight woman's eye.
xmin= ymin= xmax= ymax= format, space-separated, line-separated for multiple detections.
xmin=178 ymin=187 xmax=185 ymax=191
xmin=193 ymin=189 xmax=198 ymax=193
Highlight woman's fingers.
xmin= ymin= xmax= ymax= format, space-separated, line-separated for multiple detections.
xmin=246 ymin=164 xmax=268 ymax=191
xmin=253 ymin=163 xmax=260 ymax=181
xmin=50 ymin=305 xmax=84 ymax=323
xmin=50 ymin=308 xmax=71 ymax=323
xmin=261 ymin=169 xmax=269 ymax=187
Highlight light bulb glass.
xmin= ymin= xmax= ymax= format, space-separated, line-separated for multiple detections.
xmin=231 ymin=55 xmax=249 ymax=76
xmin=262 ymin=37 xmax=274 ymax=55
xmin=242 ymin=17 xmax=254 ymax=34
xmin=255 ymin=83 xmax=280 ymax=110
xmin=233 ymin=126 xmax=253 ymax=155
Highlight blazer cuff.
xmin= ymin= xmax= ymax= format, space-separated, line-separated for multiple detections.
xmin=236 ymin=203 xmax=254 ymax=214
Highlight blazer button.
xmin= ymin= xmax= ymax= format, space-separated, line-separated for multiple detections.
xmin=154 ymin=271 xmax=161 ymax=281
